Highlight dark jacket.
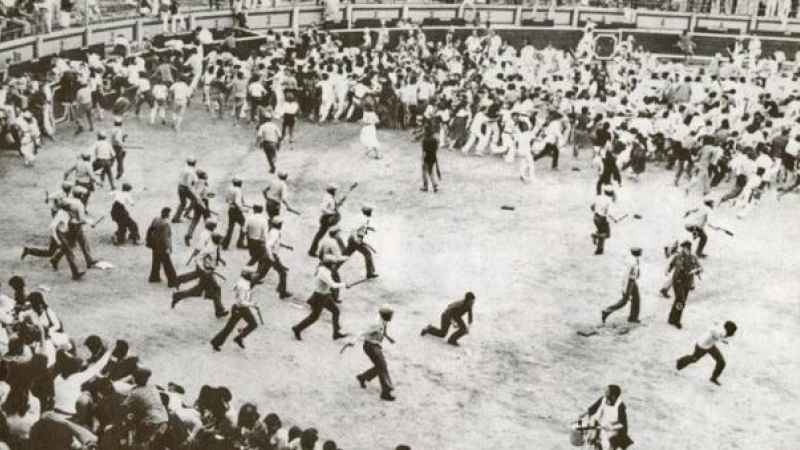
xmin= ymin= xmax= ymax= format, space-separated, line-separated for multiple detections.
xmin=147 ymin=217 xmax=172 ymax=251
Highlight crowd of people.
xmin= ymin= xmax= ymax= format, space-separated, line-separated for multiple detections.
xmin=0 ymin=11 xmax=798 ymax=449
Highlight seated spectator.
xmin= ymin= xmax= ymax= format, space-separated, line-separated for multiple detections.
xmin=122 ymin=367 xmax=169 ymax=446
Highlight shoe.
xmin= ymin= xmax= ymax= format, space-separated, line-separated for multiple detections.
xmin=50 ymin=259 xmax=58 ymax=271
xmin=710 ymin=378 xmax=721 ymax=386
xmin=594 ymin=250 xmax=603 ymax=255
xmin=601 ymin=311 xmax=610 ymax=324
xmin=308 ymin=251 xmax=318 ymax=258
xmin=72 ymin=271 xmax=86 ymax=281
xmin=333 ymin=332 xmax=349 ymax=340
xmin=149 ymin=278 xmax=162 ymax=283
xmin=211 ymin=342 xmax=221 ymax=352
xmin=20 ymin=249 xmax=27 ymax=260
xmin=171 ymin=294 xmax=181 ymax=309
xmin=171 ymin=219 xmax=182 ymax=224
xmin=696 ymin=253 xmax=708 ymax=259
xmin=112 ymin=235 xmax=119 ymax=245
xmin=627 ymin=319 xmax=641 ymax=324
xmin=279 ymin=291 xmax=293 ymax=299
xmin=421 ymin=187 xmax=428 ymax=192
xmin=233 ymin=336 xmax=245 ymax=349
xmin=380 ymin=393 xmax=396 ymax=401
xmin=591 ymin=234 xmax=597 ymax=245
xmin=357 ymin=375 xmax=366 ymax=389
xmin=366 ymin=273 xmax=379 ymax=279
xmin=87 ymin=260 xmax=99 ymax=269
xmin=660 ymin=288 xmax=670 ymax=298
xmin=447 ymin=340 xmax=460 ymax=347
xmin=184 ymin=236 xmax=191 ymax=246
xmin=292 ymin=326 xmax=302 ymax=341
xmin=216 ymin=309 xmax=230 ymax=318
xmin=421 ymin=327 xmax=428 ymax=337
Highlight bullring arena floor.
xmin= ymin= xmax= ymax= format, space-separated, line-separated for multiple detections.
xmin=2 ymin=105 xmax=800 ymax=449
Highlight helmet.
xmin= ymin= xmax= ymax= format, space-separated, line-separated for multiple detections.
xmin=326 ymin=183 xmax=338 ymax=193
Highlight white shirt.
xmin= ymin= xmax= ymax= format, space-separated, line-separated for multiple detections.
xmin=697 ymin=323 xmax=728 ymax=349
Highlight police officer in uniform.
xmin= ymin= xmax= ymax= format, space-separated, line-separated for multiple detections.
xmin=344 ymin=205 xmax=378 ymax=279
xmin=63 ymin=149 xmax=100 ymax=206
xmin=591 ymin=185 xmax=618 ymax=255
xmin=172 ymin=232 xmax=229 ymax=318
xmin=262 ymin=171 xmax=295 ymax=219
xmin=244 ymin=204 xmax=269 ymax=275
xmin=22 ymin=203 xmax=85 ymax=280
xmin=308 ymin=183 xmax=338 ymax=257
xmin=111 ymin=117 xmax=126 ymax=179
xmin=48 ymin=181 xmax=73 ymax=217
xmin=318 ymin=225 xmax=348 ymax=302
xmin=172 ymin=156 xmax=198 ymax=223
xmin=255 ymin=110 xmax=282 ymax=173
xmin=291 ymin=256 xmax=349 ymax=341
xmin=421 ymin=292 xmax=475 ymax=346
xmin=222 ymin=177 xmax=247 ymax=250
xmin=255 ymin=216 xmax=292 ymax=299
xmin=353 ymin=306 xmax=396 ymax=402
xmin=211 ymin=266 xmax=259 ymax=351
xmin=185 ymin=169 xmax=211 ymax=246
xmin=52 ymin=187 xmax=98 ymax=269
xmin=92 ymin=131 xmax=116 ymax=190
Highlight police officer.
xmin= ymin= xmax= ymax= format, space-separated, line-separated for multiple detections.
xmin=667 ymin=241 xmax=703 ymax=329
xmin=591 ymin=185 xmax=618 ymax=255
xmin=291 ymin=256 xmax=349 ymax=341
xmin=602 ymin=247 xmax=642 ymax=325
xmin=52 ymin=187 xmax=98 ymax=269
xmin=92 ymin=131 xmax=116 ymax=190
xmin=172 ymin=156 xmax=198 ymax=223
xmin=110 ymin=182 xmax=140 ymax=245
xmin=63 ymin=149 xmax=100 ymax=206
xmin=22 ymin=203 xmax=85 ymax=280
xmin=222 ymin=177 xmax=247 ymax=250
xmin=255 ymin=216 xmax=292 ymax=299
xmin=244 ymin=204 xmax=269 ymax=275
xmin=421 ymin=292 xmax=475 ymax=346
xmin=262 ymin=171 xmax=295 ymax=219
xmin=255 ymin=110 xmax=282 ymax=173
xmin=175 ymin=219 xmax=217 ymax=289
xmin=111 ymin=117 xmax=126 ymax=179
xmin=211 ymin=266 xmax=259 ymax=351
xmin=308 ymin=183 xmax=338 ymax=257
xmin=172 ymin=232 xmax=229 ymax=318
xmin=185 ymin=169 xmax=211 ymax=246
xmin=48 ymin=181 xmax=73 ymax=217
xmin=353 ymin=306 xmax=396 ymax=401
xmin=318 ymin=225 xmax=348 ymax=302
xmin=344 ymin=205 xmax=378 ymax=279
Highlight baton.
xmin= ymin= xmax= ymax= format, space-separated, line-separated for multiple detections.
xmin=287 ymin=207 xmax=302 ymax=216
xmin=339 ymin=342 xmax=354 ymax=354
xmin=45 ymin=190 xmax=50 ymax=205
xmin=364 ymin=243 xmax=377 ymax=254
xmin=90 ymin=215 xmax=106 ymax=228
xmin=212 ymin=271 xmax=227 ymax=281
xmin=280 ymin=243 xmax=294 ymax=251
xmin=346 ymin=278 xmax=372 ymax=289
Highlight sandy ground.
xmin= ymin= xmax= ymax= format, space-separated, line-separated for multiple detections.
xmin=1 ymin=106 xmax=799 ymax=450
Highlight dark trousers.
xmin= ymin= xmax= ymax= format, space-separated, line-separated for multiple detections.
xmin=293 ymin=292 xmax=341 ymax=338
xmin=185 ymin=200 xmax=209 ymax=240
xmin=593 ymin=214 xmax=610 ymax=253
xmin=172 ymin=186 xmax=192 ymax=223
xmin=720 ymin=175 xmax=747 ymax=203
xmin=360 ymin=342 xmax=393 ymax=395
xmin=424 ymin=311 xmax=467 ymax=344
xmin=149 ymin=248 xmax=177 ymax=286
xmin=95 ymin=159 xmax=115 ymax=190
xmin=262 ymin=141 xmax=277 ymax=173
xmin=308 ymin=214 xmax=336 ymax=256
xmin=222 ymin=207 xmax=245 ymax=250
xmin=256 ymin=256 xmax=289 ymax=295
xmin=113 ymin=144 xmax=125 ymax=178
xmin=211 ymin=304 xmax=258 ymax=347
xmin=173 ymin=271 xmax=225 ymax=315
xmin=111 ymin=202 xmax=140 ymax=244
xmin=669 ymin=281 xmax=690 ymax=326
xmin=247 ymin=239 xmax=267 ymax=275
xmin=422 ymin=161 xmax=437 ymax=189
xmin=674 ymin=154 xmax=693 ymax=184
xmin=53 ymin=224 xmax=95 ymax=267
xmin=677 ymin=344 xmax=726 ymax=380
xmin=603 ymin=280 xmax=640 ymax=322
xmin=534 ymin=142 xmax=559 ymax=169
xmin=175 ymin=269 xmax=201 ymax=286
xmin=266 ymin=199 xmax=280 ymax=219
xmin=25 ymin=238 xmax=59 ymax=258
xmin=345 ymin=237 xmax=376 ymax=277
xmin=687 ymin=226 xmax=708 ymax=255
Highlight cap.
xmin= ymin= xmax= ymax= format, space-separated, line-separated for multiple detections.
xmin=326 ymin=183 xmax=338 ymax=193
xmin=362 ymin=204 xmax=373 ymax=214
xmin=205 ymin=219 xmax=218 ymax=229
xmin=113 ymin=118 xmax=123 ymax=125
xmin=277 ymin=170 xmax=288 ymax=179
xmin=680 ymin=240 xmax=692 ymax=249
xmin=271 ymin=216 xmax=283 ymax=226
xmin=603 ymin=185 xmax=614 ymax=194
xmin=132 ymin=367 xmax=152 ymax=385
xmin=186 ymin=156 xmax=197 ymax=164
xmin=97 ymin=131 xmax=107 ymax=139
xmin=630 ymin=246 xmax=643 ymax=256
xmin=232 ymin=176 xmax=242 ymax=184
xmin=23 ymin=111 xmax=32 ymax=119
xmin=61 ymin=181 xmax=74 ymax=190
xmin=81 ymin=150 xmax=92 ymax=160
xmin=703 ymin=196 xmax=715 ymax=205
xmin=379 ymin=305 xmax=394 ymax=320
xmin=197 ymin=169 xmax=207 ymax=179
xmin=211 ymin=232 xmax=223 ymax=243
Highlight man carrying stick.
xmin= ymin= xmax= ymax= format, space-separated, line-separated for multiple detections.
xmin=591 ymin=185 xmax=622 ymax=255
xmin=211 ymin=266 xmax=260 ymax=351
xmin=222 ymin=176 xmax=247 ymax=250
xmin=254 ymin=216 xmax=293 ymax=299
xmin=342 ymin=305 xmax=396 ymax=402
xmin=172 ymin=232 xmax=229 ymax=318
xmin=344 ymin=205 xmax=378 ymax=280
xmin=601 ymin=247 xmax=642 ymax=325
xmin=667 ymin=241 xmax=703 ymax=330
xmin=291 ymin=256 xmax=351 ymax=341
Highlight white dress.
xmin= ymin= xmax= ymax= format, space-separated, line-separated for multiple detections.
xmin=360 ymin=112 xmax=380 ymax=149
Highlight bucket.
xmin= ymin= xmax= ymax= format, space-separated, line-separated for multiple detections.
xmin=570 ymin=422 xmax=585 ymax=446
